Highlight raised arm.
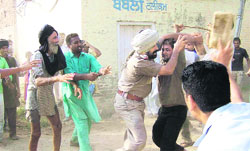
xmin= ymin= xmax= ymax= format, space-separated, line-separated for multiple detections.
xmin=211 ymin=40 xmax=243 ymax=103
xmin=159 ymin=32 xmax=197 ymax=47
xmin=86 ymin=41 xmax=102 ymax=58
xmin=174 ymin=24 xmax=185 ymax=33
xmin=173 ymin=24 xmax=206 ymax=55
xmin=192 ymin=33 xmax=206 ymax=55
xmin=158 ymin=35 xmax=187 ymax=75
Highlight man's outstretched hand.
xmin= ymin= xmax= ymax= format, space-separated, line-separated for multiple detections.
xmin=99 ymin=66 xmax=112 ymax=76
xmin=20 ymin=60 xmax=41 ymax=71
xmin=57 ymin=73 xmax=75 ymax=83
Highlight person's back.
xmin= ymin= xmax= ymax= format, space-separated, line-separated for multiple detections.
xmin=197 ymin=103 xmax=250 ymax=151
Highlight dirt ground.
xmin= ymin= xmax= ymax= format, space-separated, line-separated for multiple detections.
xmin=0 ymin=76 xmax=248 ymax=151
xmin=0 ymin=105 xmax=203 ymax=151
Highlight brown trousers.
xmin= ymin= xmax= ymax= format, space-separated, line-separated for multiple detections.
xmin=4 ymin=107 xmax=17 ymax=137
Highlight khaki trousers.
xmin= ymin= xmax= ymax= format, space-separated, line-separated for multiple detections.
xmin=232 ymin=71 xmax=244 ymax=87
xmin=114 ymin=93 xmax=146 ymax=151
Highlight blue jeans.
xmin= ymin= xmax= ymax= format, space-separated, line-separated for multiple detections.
xmin=89 ymin=84 xmax=95 ymax=95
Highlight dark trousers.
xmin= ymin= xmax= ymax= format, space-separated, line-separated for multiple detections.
xmin=4 ymin=107 xmax=17 ymax=137
xmin=152 ymin=105 xmax=187 ymax=151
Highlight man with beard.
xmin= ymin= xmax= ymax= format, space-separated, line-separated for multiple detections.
xmin=63 ymin=33 xmax=111 ymax=151
xmin=115 ymin=29 xmax=191 ymax=151
xmin=25 ymin=25 xmax=75 ymax=151
xmin=0 ymin=39 xmax=20 ymax=140
xmin=152 ymin=38 xmax=187 ymax=151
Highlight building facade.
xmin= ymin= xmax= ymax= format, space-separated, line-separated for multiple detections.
xmin=0 ymin=0 xmax=17 ymax=56
xmin=81 ymin=0 xmax=250 ymax=110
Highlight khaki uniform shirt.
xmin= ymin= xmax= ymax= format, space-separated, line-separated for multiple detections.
xmin=158 ymin=51 xmax=186 ymax=106
xmin=118 ymin=52 xmax=162 ymax=98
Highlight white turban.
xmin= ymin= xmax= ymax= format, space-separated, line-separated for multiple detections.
xmin=131 ymin=29 xmax=159 ymax=54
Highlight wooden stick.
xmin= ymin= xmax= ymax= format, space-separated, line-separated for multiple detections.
xmin=183 ymin=25 xmax=210 ymax=31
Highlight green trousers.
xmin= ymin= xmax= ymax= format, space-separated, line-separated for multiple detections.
xmin=71 ymin=114 xmax=92 ymax=151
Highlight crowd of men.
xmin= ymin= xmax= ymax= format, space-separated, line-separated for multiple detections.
xmin=0 ymin=23 xmax=249 ymax=151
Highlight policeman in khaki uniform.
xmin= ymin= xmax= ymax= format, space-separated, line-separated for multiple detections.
xmin=114 ymin=29 xmax=190 ymax=151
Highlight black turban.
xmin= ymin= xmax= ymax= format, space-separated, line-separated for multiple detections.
xmin=0 ymin=39 xmax=9 ymax=49
xmin=39 ymin=24 xmax=58 ymax=46
xmin=37 ymin=24 xmax=66 ymax=76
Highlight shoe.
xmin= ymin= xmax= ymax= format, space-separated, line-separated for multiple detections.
xmin=10 ymin=135 xmax=19 ymax=140
xmin=70 ymin=140 xmax=79 ymax=147
xmin=175 ymin=144 xmax=185 ymax=151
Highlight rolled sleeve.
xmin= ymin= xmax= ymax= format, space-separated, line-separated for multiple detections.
xmin=30 ymin=52 xmax=45 ymax=78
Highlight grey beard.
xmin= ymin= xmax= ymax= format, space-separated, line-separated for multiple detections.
xmin=49 ymin=43 xmax=59 ymax=54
